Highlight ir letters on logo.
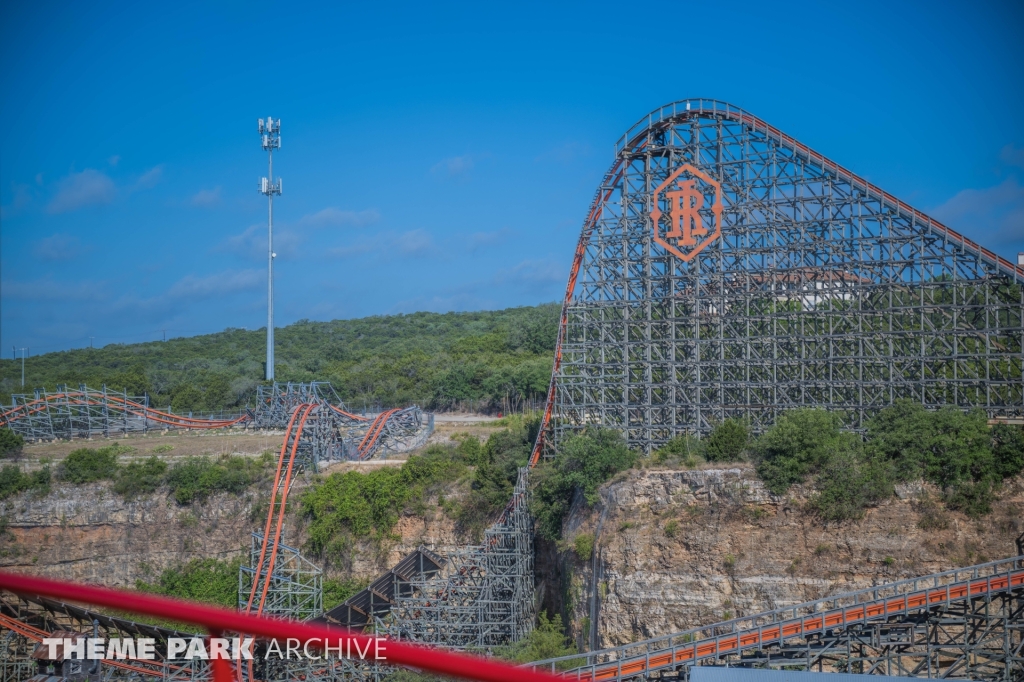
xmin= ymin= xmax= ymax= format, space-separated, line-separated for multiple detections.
xmin=650 ymin=163 xmax=723 ymax=262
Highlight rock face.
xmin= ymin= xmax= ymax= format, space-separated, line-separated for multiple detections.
xmin=562 ymin=465 xmax=1024 ymax=650
xmin=3 ymin=461 xmax=1021 ymax=656
xmin=0 ymin=481 xmax=464 ymax=589
xmin=0 ymin=483 xmax=266 ymax=585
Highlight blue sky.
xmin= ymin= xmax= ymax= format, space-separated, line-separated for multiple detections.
xmin=2 ymin=0 xmax=1023 ymax=354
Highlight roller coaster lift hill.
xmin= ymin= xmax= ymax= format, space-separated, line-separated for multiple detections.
xmin=0 ymin=99 xmax=1022 ymax=682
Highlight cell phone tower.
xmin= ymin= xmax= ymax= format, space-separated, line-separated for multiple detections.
xmin=258 ymin=117 xmax=282 ymax=381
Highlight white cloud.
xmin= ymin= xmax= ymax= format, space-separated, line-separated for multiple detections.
xmin=218 ymin=224 xmax=302 ymax=260
xmin=328 ymin=229 xmax=438 ymax=260
xmin=0 ymin=276 xmax=106 ymax=302
xmin=932 ymin=176 xmax=1024 ymax=246
xmin=493 ymin=258 xmax=565 ymax=289
xmin=191 ymin=186 xmax=222 ymax=207
xmin=396 ymin=229 xmax=435 ymax=255
xmin=166 ymin=269 xmax=263 ymax=299
xmin=47 ymin=169 xmax=116 ymax=213
xmin=33 ymin=233 xmax=87 ymax=261
xmin=133 ymin=165 xmax=164 ymax=190
xmin=431 ymin=155 xmax=474 ymax=178
xmin=108 ymin=155 xmax=121 ymax=166
xmin=298 ymin=207 xmax=380 ymax=228
xmin=468 ymin=227 xmax=517 ymax=252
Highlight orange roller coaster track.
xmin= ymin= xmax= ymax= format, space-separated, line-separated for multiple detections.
xmin=526 ymin=556 xmax=1024 ymax=681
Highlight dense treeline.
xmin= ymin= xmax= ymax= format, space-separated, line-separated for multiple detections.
xmin=0 ymin=305 xmax=559 ymax=412
xmin=649 ymin=401 xmax=1024 ymax=521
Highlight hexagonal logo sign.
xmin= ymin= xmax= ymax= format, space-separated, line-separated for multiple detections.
xmin=650 ymin=163 xmax=723 ymax=262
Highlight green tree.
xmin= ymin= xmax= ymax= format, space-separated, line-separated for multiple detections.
xmin=136 ymin=557 xmax=242 ymax=607
xmin=754 ymin=408 xmax=844 ymax=494
xmin=170 ymin=384 xmax=204 ymax=413
xmin=866 ymin=400 xmax=992 ymax=487
xmin=113 ymin=456 xmax=169 ymax=498
xmin=59 ymin=447 xmax=118 ymax=483
xmin=0 ymin=428 xmax=24 ymax=458
xmin=107 ymin=365 xmax=152 ymax=396
xmin=991 ymin=423 xmax=1024 ymax=480
xmin=533 ymin=428 xmax=636 ymax=540
xmin=810 ymin=443 xmax=893 ymax=521
xmin=705 ymin=418 xmax=749 ymax=462
xmin=501 ymin=612 xmax=579 ymax=665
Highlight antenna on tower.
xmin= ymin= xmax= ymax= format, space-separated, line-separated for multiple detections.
xmin=257 ymin=117 xmax=283 ymax=381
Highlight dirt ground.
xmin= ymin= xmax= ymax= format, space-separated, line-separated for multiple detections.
xmin=15 ymin=428 xmax=283 ymax=466
xmin=12 ymin=413 xmax=506 ymax=469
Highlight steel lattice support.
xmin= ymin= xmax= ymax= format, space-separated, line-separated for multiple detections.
xmin=541 ymin=99 xmax=1024 ymax=457
xmin=238 ymin=532 xmax=323 ymax=621
xmin=252 ymin=382 xmax=346 ymax=430
xmin=1 ymin=385 xmax=248 ymax=442
xmin=381 ymin=467 xmax=535 ymax=649
xmin=527 ymin=556 xmax=1024 ymax=682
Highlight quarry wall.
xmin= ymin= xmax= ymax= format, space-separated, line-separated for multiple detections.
xmin=557 ymin=465 xmax=1024 ymax=650
xmin=1 ymin=462 xmax=1020 ymax=654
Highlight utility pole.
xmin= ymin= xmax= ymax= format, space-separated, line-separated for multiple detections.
xmin=258 ymin=116 xmax=282 ymax=381
xmin=89 ymin=337 xmax=94 ymax=348
xmin=16 ymin=348 xmax=27 ymax=387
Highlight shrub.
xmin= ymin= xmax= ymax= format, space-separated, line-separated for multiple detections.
xmin=810 ymin=443 xmax=893 ymax=521
xmin=0 ymin=464 xmax=50 ymax=500
xmin=165 ymin=455 xmax=269 ymax=505
xmin=991 ymin=424 xmax=1024 ymax=480
xmin=652 ymin=434 xmax=704 ymax=467
xmin=0 ymin=429 xmax=24 ymax=458
xmin=136 ymin=557 xmax=242 ymax=607
xmin=664 ymin=519 xmax=680 ymax=538
xmin=866 ymin=401 xmax=991 ymax=488
xmin=754 ymin=409 xmax=845 ymax=494
xmin=532 ymin=428 xmax=637 ymax=540
xmin=114 ymin=456 xmax=169 ymax=498
xmin=943 ymin=480 xmax=994 ymax=517
xmin=456 ymin=421 xmax=534 ymax=539
xmin=58 ymin=447 xmax=119 ymax=483
xmin=500 ymin=612 xmax=579 ymax=666
xmin=573 ymin=532 xmax=595 ymax=561
xmin=705 ymin=419 xmax=749 ymax=462
xmin=323 ymin=577 xmax=368 ymax=610
xmin=303 ymin=446 xmax=468 ymax=555
xmin=916 ymin=497 xmax=951 ymax=530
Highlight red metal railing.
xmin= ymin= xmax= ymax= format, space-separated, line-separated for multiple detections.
xmin=0 ymin=570 xmax=558 ymax=682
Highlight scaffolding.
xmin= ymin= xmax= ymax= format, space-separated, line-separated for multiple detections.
xmin=238 ymin=532 xmax=323 ymax=621
xmin=0 ymin=385 xmax=247 ymax=442
xmin=527 ymin=555 xmax=1024 ymax=682
xmin=251 ymin=382 xmax=347 ymax=430
xmin=541 ymin=98 xmax=1024 ymax=457
xmin=251 ymin=383 xmax=433 ymax=464
xmin=381 ymin=468 xmax=535 ymax=649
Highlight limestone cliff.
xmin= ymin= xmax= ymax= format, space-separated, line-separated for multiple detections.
xmin=0 ymin=479 xmax=464 ymax=590
xmin=559 ymin=465 xmax=1024 ymax=650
